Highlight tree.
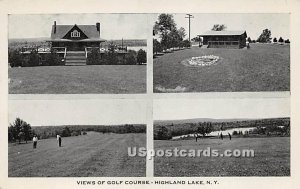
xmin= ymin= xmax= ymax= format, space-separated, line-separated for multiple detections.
xmin=153 ymin=39 xmax=163 ymax=55
xmin=211 ymin=24 xmax=227 ymax=31
xmin=61 ymin=126 xmax=71 ymax=137
xmin=257 ymin=29 xmax=272 ymax=43
xmin=247 ymin=37 xmax=252 ymax=43
xmin=196 ymin=122 xmax=213 ymax=137
xmin=278 ymin=37 xmax=284 ymax=43
xmin=177 ymin=27 xmax=186 ymax=40
xmin=136 ymin=49 xmax=146 ymax=64
xmin=153 ymin=14 xmax=177 ymax=37
xmin=9 ymin=118 xmax=32 ymax=143
xmin=154 ymin=126 xmax=172 ymax=140
xmin=285 ymin=39 xmax=290 ymax=43
xmin=273 ymin=37 xmax=277 ymax=43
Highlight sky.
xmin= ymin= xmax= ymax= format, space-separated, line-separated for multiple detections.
xmin=9 ymin=99 xmax=147 ymax=126
xmin=151 ymin=13 xmax=290 ymax=40
xmin=154 ymin=97 xmax=290 ymax=120
xmin=8 ymin=14 xmax=149 ymax=40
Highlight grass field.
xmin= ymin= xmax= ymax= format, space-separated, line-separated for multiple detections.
xmin=9 ymin=65 xmax=146 ymax=94
xmin=154 ymin=137 xmax=290 ymax=176
xmin=154 ymin=44 xmax=290 ymax=92
xmin=9 ymin=132 xmax=146 ymax=177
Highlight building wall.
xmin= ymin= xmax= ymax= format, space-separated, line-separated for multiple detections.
xmin=203 ymin=35 xmax=245 ymax=48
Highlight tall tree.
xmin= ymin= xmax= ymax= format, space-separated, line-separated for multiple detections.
xmin=257 ymin=29 xmax=272 ymax=43
xmin=154 ymin=14 xmax=177 ymax=37
xmin=211 ymin=24 xmax=227 ymax=31
xmin=9 ymin=118 xmax=32 ymax=143
xmin=177 ymin=27 xmax=186 ymax=40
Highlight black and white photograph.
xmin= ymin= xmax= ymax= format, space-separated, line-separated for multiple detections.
xmin=8 ymin=99 xmax=147 ymax=177
xmin=8 ymin=14 xmax=148 ymax=94
xmin=153 ymin=13 xmax=290 ymax=93
xmin=153 ymin=98 xmax=290 ymax=176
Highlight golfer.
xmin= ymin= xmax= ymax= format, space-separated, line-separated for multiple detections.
xmin=33 ymin=135 xmax=38 ymax=149
xmin=57 ymin=135 xmax=62 ymax=147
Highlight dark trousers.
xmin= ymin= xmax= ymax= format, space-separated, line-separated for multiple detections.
xmin=59 ymin=138 xmax=62 ymax=147
xmin=33 ymin=141 xmax=37 ymax=148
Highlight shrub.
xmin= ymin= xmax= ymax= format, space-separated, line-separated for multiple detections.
xmin=285 ymin=39 xmax=290 ymax=43
xmin=23 ymin=50 xmax=40 ymax=67
xmin=125 ymin=50 xmax=137 ymax=65
xmin=183 ymin=39 xmax=191 ymax=47
xmin=154 ymin=126 xmax=172 ymax=140
xmin=61 ymin=126 xmax=71 ymax=137
xmin=44 ymin=50 xmax=61 ymax=66
xmin=8 ymin=50 xmax=23 ymax=67
xmin=87 ymin=48 xmax=101 ymax=65
xmin=136 ymin=49 xmax=146 ymax=64
xmin=278 ymin=37 xmax=284 ymax=43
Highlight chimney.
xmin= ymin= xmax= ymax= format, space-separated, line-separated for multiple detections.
xmin=54 ymin=21 xmax=56 ymax=34
xmin=96 ymin=22 xmax=100 ymax=35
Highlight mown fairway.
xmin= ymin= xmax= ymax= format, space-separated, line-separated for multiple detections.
xmin=154 ymin=137 xmax=290 ymax=176
xmin=154 ymin=44 xmax=290 ymax=92
xmin=9 ymin=132 xmax=146 ymax=177
xmin=9 ymin=65 xmax=146 ymax=94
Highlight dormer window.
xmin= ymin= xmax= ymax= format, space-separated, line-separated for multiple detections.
xmin=71 ymin=30 xmax=80 ymax=37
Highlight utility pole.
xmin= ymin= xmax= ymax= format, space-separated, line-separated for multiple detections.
xmin=185 ymin=14 xmax=194 ymax=42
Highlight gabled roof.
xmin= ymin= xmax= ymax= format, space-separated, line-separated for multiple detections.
xmin=50 ymin=24 xmax=106 ymax=41
xmin=200 ymin=30 xmax=247 ymax=36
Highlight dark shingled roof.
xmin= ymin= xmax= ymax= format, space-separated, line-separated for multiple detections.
xmin=200 ymin=30 xmax=247 ymax=36
xmin=50 ymin=24 xmax=106 ymax=41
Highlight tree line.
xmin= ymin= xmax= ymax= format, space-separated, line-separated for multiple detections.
xmin=8 ymin=118 xmax=146 ymax=143
xmin=154 ymin=117 xmax=290 ymax=140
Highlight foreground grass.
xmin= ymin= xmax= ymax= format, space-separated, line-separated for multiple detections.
xmin=9 ymin=65 xmax=146 ymax=94
xmin=9 ymin=132 xmax=146 ymax=177
xmin=154 ymin=137 xmax=290 ymax=176
xmin=154 ymin=44 xmax=290 ymax=92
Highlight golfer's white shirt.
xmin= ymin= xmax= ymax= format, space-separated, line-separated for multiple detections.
xmin=33 ymin=137 xmax=38 ymax=142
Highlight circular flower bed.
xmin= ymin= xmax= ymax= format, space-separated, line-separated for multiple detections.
xmin=181 ymin=55 xmax=220 ymax=67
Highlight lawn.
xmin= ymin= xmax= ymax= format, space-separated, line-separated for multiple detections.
xmin=154 ymin=44 xmax=290 ymax=92
xmin=9 ymin=65 xmax=146 ymax=94
xmin=154 ymin=137 xmax=290 ymax=176
xmin=9 ymin=132 xmax=146 ymax=177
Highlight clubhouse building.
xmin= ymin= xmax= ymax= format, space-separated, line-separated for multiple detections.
xmin=48 ymin=21 xmax=106 ymax=51
xmin=200 ymin=30 xmax=247 ymax=48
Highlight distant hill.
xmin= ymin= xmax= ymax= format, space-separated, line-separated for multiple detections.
xmin=154 ymin=118 xmax=254 ymax=125
xmin=103 ymin=39 xmax=146 ymax=47
xmin=154 ymin=117 xmax=290 ymax=126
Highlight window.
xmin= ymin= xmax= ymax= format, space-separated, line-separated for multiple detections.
xmin=71 ymin=30 xmax=80 ymax=37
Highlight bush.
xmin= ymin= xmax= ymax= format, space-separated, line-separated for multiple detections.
xmin=154 ymin=126 xmax=172 ymax=140
xmin=8 ymin=50 xmax=23 ymax=67
xmin=285 ymin=39 xmax=290 ymax=43
xmin=278 ymin=37 xmax=284 ymax=43
xmin=44 ymin=50 xmax=61 ymax=66
xmin=23 ymin=50 xmax=40 ymax=67
xmin=136 ymin=49 xmax=146 ymax=64
xmin=125 ymin=50 xmax=137 ymax=65
xmin=61 ymin=127 xmax=71 ymax=137
xmin=183 ymin=39 xmax=191 ymax=47
xmin=87 ymin=48 xmax=102 ymax=65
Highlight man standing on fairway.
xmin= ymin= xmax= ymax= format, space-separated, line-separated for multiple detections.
xmin=228 ymin=133 xmax=232 ymax=140
xmin=57 ymin=135 xmax=62 ymax=147
xmin=33 ymin=135 xmax=38 ymax=149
